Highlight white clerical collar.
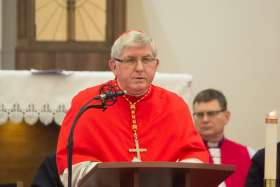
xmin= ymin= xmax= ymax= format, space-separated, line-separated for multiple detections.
xmin=207 ymin=142 xmax=220 ymax=148
xmin=204 ymin=137 xmax=224 ymax=148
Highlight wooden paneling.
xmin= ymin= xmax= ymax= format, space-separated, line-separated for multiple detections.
xmin=16 ymin=0 xmax=126 ymax=71
xmin=0 ymin=122 xmax=60 ymax=187
xmin=16 ymin=49 xmax=109 ymax=70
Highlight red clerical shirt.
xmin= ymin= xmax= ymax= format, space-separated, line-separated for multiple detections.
xmin=56 ymin=80 xmax=209 ymax=174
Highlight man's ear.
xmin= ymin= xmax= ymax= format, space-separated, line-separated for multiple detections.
xmin=108 ymin=59 xmax=117 ymax=72
xmin=224 ymin=111 xmax=231 ymax=124
xmin=155 ymin=59 xmax=160 ymax=68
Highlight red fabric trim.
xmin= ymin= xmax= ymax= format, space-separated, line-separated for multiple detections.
xmin=221 ymin=138 xmax=251 ymax=187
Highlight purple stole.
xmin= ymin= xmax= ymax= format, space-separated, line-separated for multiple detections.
xmin=207 ymin=138 xmax=252 ymax=187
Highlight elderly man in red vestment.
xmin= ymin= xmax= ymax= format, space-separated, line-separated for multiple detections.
xmin=56 ymin=30 xmax=209 ymax=186
xmin=192 ymin=89 xmax=255 ymax=187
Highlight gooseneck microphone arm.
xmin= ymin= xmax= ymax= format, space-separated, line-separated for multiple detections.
xmin=66 ymin=84 xmax=126 ymax=187
xmin=67 ymin=100 xmax=106 ymax=187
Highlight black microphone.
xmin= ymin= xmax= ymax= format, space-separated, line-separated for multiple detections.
xmin=94 ymin=90 xmax=127 ymax=100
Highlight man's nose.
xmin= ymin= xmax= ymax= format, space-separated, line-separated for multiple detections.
xmin=201 ymin=114 xmax=210 ymax=122
xmin=135 ymin=60 xmax=144 ymax=71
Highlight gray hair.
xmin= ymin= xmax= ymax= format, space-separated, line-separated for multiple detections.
xmin=110 ymin=30 xmax=157 ymax=59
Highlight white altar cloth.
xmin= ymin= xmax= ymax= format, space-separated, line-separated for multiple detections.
xmin=0 ymin=70 xmax=192 ymax=125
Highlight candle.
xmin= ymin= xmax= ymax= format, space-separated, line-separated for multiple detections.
xmin=264 ymin=110 xmax=278 ymax=180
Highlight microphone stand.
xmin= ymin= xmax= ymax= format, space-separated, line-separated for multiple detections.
xmin=67 ymin=97 xmax=107 ymax=187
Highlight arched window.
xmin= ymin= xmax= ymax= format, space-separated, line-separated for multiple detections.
xmin=16 ymin=0 xmax=126 ymax=70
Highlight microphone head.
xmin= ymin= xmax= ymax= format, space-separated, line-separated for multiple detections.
xmin=115 ymin=90 xmax=127 ymax=96
xmin=95 ymin=83 xmax=127 ymax=105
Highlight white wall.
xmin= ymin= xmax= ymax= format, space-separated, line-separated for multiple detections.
xmin=127 ymin=0 xmax=280 ymax=150
xmin=0 ymin=0 xmax=2 ymax=68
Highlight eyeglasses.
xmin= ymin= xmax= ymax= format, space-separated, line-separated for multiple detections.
xmin=114 ymin=56 xmax=157 ymax=65
xmin=193 ymin=109 xmax=226 ymax=120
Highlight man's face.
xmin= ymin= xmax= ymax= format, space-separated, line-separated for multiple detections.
xmin=109 ymin=45 xmax=159 ymax=96
xmin=193 ymin=99 xmax=230 ymax=141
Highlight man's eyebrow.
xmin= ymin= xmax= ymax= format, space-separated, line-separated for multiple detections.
xmin=124 ymin=54 xmax=153 ymax=58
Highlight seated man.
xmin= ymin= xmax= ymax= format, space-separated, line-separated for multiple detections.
xmin=31 ymin=153 xmax=63 ymax=187
xmin=192 ymin=88 xmax=255 ymax=187
xmin=245 ymin=142 xmax=280 ymax=187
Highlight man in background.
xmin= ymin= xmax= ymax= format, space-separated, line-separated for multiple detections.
xmin=193 ymin=88 xmax=255 ymax=187
xmin=245 ymin=143 xmax=280 ymax=187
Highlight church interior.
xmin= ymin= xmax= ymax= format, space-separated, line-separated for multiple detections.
xmin=0 ymin=0 xmax=280 ymax=186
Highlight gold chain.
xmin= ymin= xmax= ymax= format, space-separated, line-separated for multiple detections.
xmin=123 ymin=86 xmax=151 ymax=134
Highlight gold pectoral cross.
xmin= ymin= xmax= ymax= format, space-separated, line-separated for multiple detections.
xmin=129 ymin=133 xmax=147 ymax=161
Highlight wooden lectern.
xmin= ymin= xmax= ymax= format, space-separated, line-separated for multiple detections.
xmin=78 ymin=162 xmax=234 ymax=187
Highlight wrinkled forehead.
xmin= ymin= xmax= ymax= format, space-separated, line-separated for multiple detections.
xmin=120 ymin=44 xmax=154 ymax=57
